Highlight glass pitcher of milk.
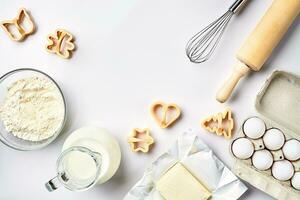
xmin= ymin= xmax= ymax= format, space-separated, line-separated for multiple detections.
xmin=46 ymin=126 xmax=122 ymax=192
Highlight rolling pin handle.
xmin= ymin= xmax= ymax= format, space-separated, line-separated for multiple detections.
xmin=216 ymin=62 xmax=250 ymax=103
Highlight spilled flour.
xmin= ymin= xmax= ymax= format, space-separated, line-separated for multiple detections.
xmin=0 ymin=76 xmax=65 ymax=141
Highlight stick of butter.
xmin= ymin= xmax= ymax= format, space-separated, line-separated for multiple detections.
xmin=156 ymin=163 xmax=211 ymax=200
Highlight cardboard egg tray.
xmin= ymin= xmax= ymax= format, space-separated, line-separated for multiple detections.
xmin=231 ymin=71 xmax=300 ymax=200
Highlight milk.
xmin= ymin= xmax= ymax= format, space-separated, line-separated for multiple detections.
xmin=65 ymin=150 xmax=98 ymax=181
xmin=62 ymin=126 xmax=121 ymax=184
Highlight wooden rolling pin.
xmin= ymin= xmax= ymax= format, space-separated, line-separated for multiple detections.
xmin=216 ymin=0 xmax=300 ymax=103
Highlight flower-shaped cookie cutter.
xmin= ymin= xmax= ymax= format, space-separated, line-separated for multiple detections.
xmin=150 ymin=101 xmax=181 ymax=129
xmin=201 ymin=108 xmax=234 ymax=139
xmin=128 ymin=128 xmax=154 ymax=153
xmin=46 ymin=29 xmax=75 ymax=59
xmin=1 ymin=8 xmax=35 ymax=41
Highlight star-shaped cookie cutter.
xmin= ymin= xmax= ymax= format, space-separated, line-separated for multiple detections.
xmin=128 ymin=128 xmax=154 ymax=153
xmin=201 ymin=108 xmax=234 ymax=139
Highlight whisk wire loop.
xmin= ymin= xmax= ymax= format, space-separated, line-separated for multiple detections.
xmin=191 ymin=12 xmax=232 ymax=58
xmin=186 ymin=11 xmax=234 ymax=63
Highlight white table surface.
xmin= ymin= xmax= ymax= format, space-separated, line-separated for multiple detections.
xmin=0 ymin=0 xmax=299 ymax=199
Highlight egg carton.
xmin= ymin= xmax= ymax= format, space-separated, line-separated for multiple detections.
xmin=231 ymin=71 xmax=300 ymax=200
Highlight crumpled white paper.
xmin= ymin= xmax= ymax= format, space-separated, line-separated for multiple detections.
xmin=124 ymin=130 xmax=248 ymax=200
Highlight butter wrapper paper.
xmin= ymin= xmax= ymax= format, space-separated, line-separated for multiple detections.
xmin=124 ymin=130 xmax=248 ymax=200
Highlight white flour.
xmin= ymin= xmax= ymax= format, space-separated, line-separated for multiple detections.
xmin=0 ymin=76 xmax=65 ymax=141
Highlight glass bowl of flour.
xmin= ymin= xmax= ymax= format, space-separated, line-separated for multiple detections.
xmin=0 ymin=68 xmax=66 ymax=150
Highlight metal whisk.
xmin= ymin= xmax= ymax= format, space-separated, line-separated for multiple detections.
xmin=186 ymin=0 xmax=249 ymax=63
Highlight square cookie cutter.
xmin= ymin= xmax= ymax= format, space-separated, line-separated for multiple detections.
xmin=232 ymin=71 xmax=300 ymax=200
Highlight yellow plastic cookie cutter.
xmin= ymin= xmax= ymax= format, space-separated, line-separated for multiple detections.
xmin=128 ymin=128 xmax=154 ymax=153
xmin=201 ymin=108 xmax=234 ymax=139
xmin=1 ymin=8 xmax=35 ymax=41
xmin=150 ymin=101 xmax=181 ymax=129
xmin=46 ymin=29 xmax=75 ymax=59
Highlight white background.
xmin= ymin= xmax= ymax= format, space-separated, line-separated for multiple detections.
xmin=0 ymin=0 xmax=299 ymax=199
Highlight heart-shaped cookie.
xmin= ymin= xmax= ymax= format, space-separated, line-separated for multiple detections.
xmin=150 ymin=101 xmax=181 ymax=129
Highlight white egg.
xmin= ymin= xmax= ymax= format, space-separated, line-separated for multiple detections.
xmin=282 ymin=139 xmax=300 ymax=161
xmin=231 ymin=138 xmax=254 ymax=159
xmin=243 ymin=117 xmax=266 ymax=139
xmin=291 ymin=172 xmax=300 ymax=190
xmin=263 ymin=128 xmax=285 ymax=150
xmin=252 ymin=150 xmax=273 ymax=171
xmin=272 ymin=160 xmax=294 ymax=181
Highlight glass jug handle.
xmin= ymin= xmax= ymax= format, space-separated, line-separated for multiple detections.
xmin=45 ymin=176 xmax=61 ymax=192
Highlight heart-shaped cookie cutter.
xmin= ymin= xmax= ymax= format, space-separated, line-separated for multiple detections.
xmin=150 ymin=101 xmax=181 ymax=129
xmin=1 ymin=8 xmax=35 ymax=41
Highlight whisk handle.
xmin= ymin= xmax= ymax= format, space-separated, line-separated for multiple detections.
xmin=229 ymin=0 xmax=249 ymax=13
xmin=216 ymin=61 xmax=250 ymax=103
